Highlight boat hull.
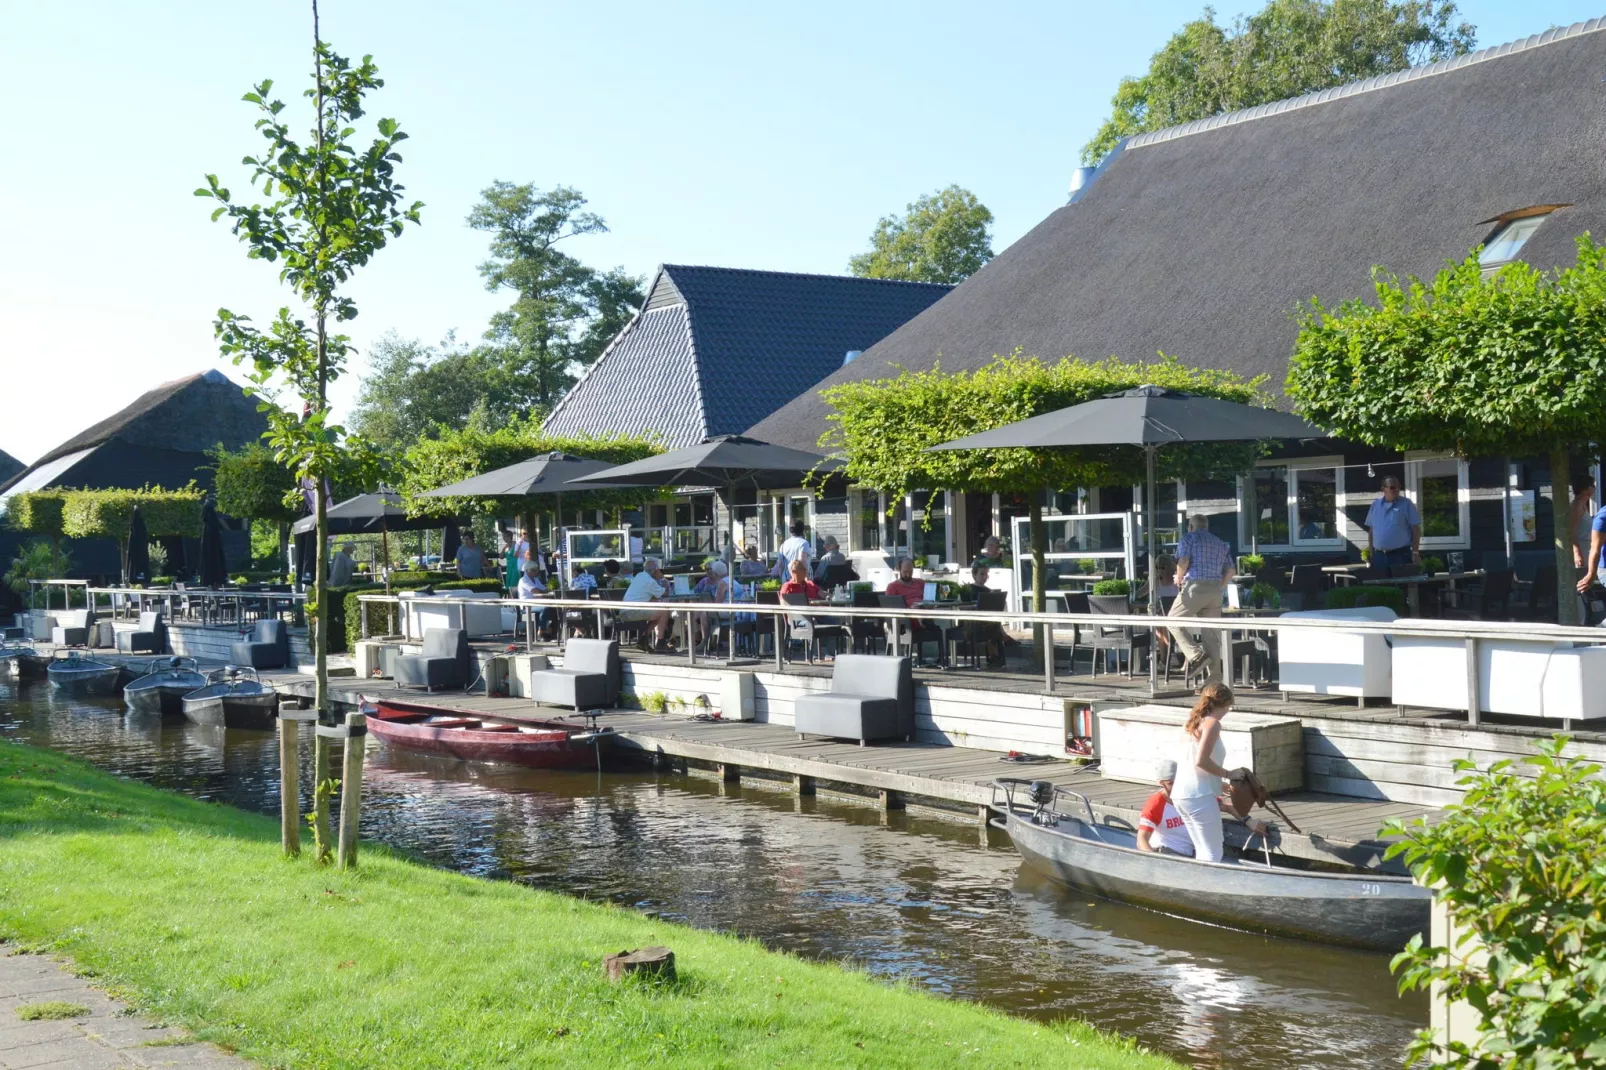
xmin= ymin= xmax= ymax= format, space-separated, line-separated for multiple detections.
xmin=47 ymin=663 xmax=122 ymax=696
xmin=1 ymin=653 xmax=49 ymax=681
xmin=125 ymin=675 xmax=206 ymax=718
xmin=371 ymin=702 xmax=607 ymax=770
xmin=1002 ymin=810 xmax=1429 ymax=952
xmin=182 ymin=686 xmax=280 ymax=730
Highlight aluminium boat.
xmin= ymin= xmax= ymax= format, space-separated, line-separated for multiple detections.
xmin=124 ymin=656 xmax=207 ymax=718
xmin=0 ymin=641 xmax=48 ymax=681
xmin=46 ymin=653 xmax=122 ymax=696
xmin=991 ymin=778 xmax=1430 ymax=952
xmin=181 ymin=666 xmax=279 ymax=730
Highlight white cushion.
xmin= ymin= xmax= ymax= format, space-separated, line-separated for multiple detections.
xmin=1278 ymin=606 xmax=1397 ymax=698
xmin=1393 ymin=622 xmax=1606 ymax=720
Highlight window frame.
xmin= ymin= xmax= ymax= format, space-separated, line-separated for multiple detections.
xmin=1239 ymin=455 xmax=1347 ymax=552
xmin=1403 ymin=450 xmax=1471 ymax=550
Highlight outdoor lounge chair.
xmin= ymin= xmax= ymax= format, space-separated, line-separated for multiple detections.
xmin=51 ymin=610 xmax=93 ymax=648
xmin=229 ymin=619 xmax=289 ymax=670
xmin=528 ymin=638 xmax=619 ymax=712
xmin=116 ymin=610 xmax=166 ymax=655
xmin=793 ymin=654 xmax=913 ymax=745
xmin=393 ymin=628 xmax=471 ymax=692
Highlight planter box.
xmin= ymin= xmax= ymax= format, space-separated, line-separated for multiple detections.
xmin=1095 ymin=703 xmax=1304 ymax=792
xmin=506 ymin=653 xmax=553 ymax=698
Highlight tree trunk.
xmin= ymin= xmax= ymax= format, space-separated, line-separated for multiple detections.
xmin=277 ymin=521 xmax=290 ymax=578
xmin=1029 ymin=491 xmax=1046 ymax=668
xmin=1551 ymin=446 xmax=1579 ymax=625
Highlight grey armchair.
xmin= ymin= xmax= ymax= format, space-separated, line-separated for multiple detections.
xmin=117 ymin=611 xmax=166 ymax=655
xmin=793 ymin=654 xmax=913 ymax=745
xmin=393 ymin=628 xmax=471 ymax=692
xmin=529 ymin=638 xmax=619 ymax=712
xmin=230 ymin=619 xmax=290 ymax=670
xmin=51 ymin=610 xmax=93 ymax=648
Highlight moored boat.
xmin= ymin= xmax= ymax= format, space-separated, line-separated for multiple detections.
xmin=0 ymin=642 xmax=48 ymax=681
xmin=46 ymin=653 xmax=122 ymax=696
xmin=365 ymin=698 xmax=613 ymax=770
xmin=181 ymin=666 xmax=280 ymax=730
xmin=991 ymin=778 xmax=1429 ymax=952
xmin=124 ymin=656 xmax=207 ymax=718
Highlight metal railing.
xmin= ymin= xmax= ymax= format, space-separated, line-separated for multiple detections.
xmin=82 ymin=586 xmax=307 ymax=627
xmin=352 ymin=590 xmax=1606 ymax=726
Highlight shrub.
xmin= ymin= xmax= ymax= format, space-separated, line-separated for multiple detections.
xmin=6 ymin=490 xmax=69 ymax=539
xmin=640 ymin=691 xmax=668 ymax=714
xmin=1249 ymin=582 xmax=1278 ymax=607
xmin=758 ymin=578 xmax=782 ymax=592
xmin=1325 ymin=584 xmax=1404 ymax=614
xmin=60 ymin=485 xmax=205 ymax=542
xmin=1384 ymin=737 xmax=1606 ymax=1068
xmin=1091 ymin=579 xmax=1131 ymax=596
xmin=1240 ymin=553 xmax=1266 ymax=573
xmin=1421 ymin=555 xmax=1445 ymax=575
xmin=3 ymin=541 xmax=71 ymax=598
xmin=1077 ymin=558 xmax=1097 ymax=574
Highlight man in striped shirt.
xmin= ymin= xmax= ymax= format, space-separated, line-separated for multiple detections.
xmin=1167 ymin=514 xmax=1236 ymax=685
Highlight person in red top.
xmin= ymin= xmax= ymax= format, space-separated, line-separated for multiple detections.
xmin=884 ymin=556 xmax=923 ymax=607
xmin=1137 ymin=759 xmax=1267 ymax=855
xmin=779 ymin=558 xmax=821 ymax=600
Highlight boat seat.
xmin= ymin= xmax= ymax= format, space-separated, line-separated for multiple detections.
xmin=117 ymin=611 xmax=166 ymax=655
xmin=51 ymin=610 xmax=93 ymax=648
xmin=393 ymin=628 xmax=471 ymax=692
xmin=529 ymin=639 xmax=619 ymax=712
xmin=420 ymin=716 xmax=478 ymax=729
xmin=478 ymin=723 xmax=518 ymax=733
xmin=793 ymin=654 xmax=914 ymax=744
xmin=230 ymin=619 xmax=289 ymax=670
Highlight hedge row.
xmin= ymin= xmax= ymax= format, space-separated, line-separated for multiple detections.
xmin=9 ymin=486 xmax=206 ymax=542
xmin=1325 ymin=584 xmax=1406 ymax=615
xmin=6 ymin=491 xmax=69 ymax=539
xmin=311 ymin=578 xmax=507 ymax=654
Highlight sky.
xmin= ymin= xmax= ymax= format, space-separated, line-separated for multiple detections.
xmin=0 ymin=0 xmax=1598 ymax=466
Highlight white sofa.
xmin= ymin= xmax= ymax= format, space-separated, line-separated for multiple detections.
xmin=1278 ymin=606 xmax=1397 ymax=700
xmin=399 ymin=591 xmax=512 ymax=640
xmin=1392 ymin=622 xmax=1606 ymax=721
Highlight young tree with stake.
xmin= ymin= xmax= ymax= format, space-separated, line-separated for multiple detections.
xmin=199 ymin=3 xmax=421 ymax=860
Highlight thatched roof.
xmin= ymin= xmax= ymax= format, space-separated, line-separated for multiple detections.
xmin=750 ymin=18 xmax=1606 ymax=451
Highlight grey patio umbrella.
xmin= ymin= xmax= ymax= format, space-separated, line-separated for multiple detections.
xmin=198 ymin=500 xmax=227 ymax=588
xmin=420 ymin=452 xmax=623 ymax=595
xmin=575 ymin=435 xmax=842 ymax=662
xmin=126 ymin=505 xmax=150 ymax=584
xmin=931 ymin=385 xmax=1323 ymax=691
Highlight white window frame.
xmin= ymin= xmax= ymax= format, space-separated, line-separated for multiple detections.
xmin=1404 ymin=450 xmax=1471 ymax=550
xmin=1240 ymin=456 xmax=1347 ymax=552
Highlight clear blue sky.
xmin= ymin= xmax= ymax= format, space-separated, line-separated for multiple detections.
xmin=0 ymin=0 xmax=1595 ymax=465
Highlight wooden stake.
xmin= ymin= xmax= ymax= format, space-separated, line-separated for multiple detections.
xmin=313 ymin=732 xmax=333 ymax=864
xmin=337 ymin=711 xmax=367 ymax=870
xmin=278 ymin=712 xmax=300 ymax=857
xmin=604 ymin=947 xmax=675 ymax=983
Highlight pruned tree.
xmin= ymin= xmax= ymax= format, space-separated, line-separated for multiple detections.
xmin=210 ymin=442 xmax=300 ymax=572
xmin=1288 ymin=236 xmax=1606 ymax=624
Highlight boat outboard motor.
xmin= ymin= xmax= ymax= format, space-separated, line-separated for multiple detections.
xmin=1028 ymin=780 xmax=1059 ymax=825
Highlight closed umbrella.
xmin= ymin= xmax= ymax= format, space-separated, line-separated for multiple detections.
xmin=930 ymin=385 xmax=1323 ymax=692
xmin=126 ymin=506 xmax=150 ymax=583
xmin=441 ymin=520 xmax=462 ymax=570
xmin=577 ymin=435 xmax=842 ymax=664
xmin=199 ymin=500 xmax=228 ymax=588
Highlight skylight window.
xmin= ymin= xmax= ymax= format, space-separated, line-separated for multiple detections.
xmin=1476 ymin=206 xmax=1565 ymax=269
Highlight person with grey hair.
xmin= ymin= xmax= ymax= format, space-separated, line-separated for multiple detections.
xmin=1167 ymin=513 xmax=1236 ymax=685
xmin=623 ymin=556 xmax=673 ymax=649
xmin=329 ymin=542 xmax=357 ymax=587
xmin=812 ymin=534 xmax=846 ymax=580
xmin=1137 ymin=756 xmax=1265 ymax=855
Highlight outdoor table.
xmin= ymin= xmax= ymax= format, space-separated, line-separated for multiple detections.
xmin=1360 ymin=569 xmax=1486 ymax=616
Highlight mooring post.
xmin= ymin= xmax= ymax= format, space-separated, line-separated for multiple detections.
xmin=793 ymin=774 xmax=815 ymax=796
xmin=277 ymin=705 xmax=307 ymax=857
xmin=878 ymin=789 xmax=905 ymax=811
xmin=312 ymin=732 xmax=333 ymax=864
xmin=337 ymin=710 xmax=368 ymax=870
xmin=718 ymin=762 xmax=740 ymax=783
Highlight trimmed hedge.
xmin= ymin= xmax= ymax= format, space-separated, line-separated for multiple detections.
xmin=314 ymin=578 xmax=506 ymax=654
xmin=59 ymin=486 xmax=206 ymax=542
xmin=6 ymin=491 xmax=69 ymax=539
xmin=1325 ymin=584 xmax=1406 ymax=615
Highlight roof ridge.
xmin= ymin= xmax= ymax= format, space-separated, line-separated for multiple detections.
xmin=1125 ymin=15 xmax=1606 ymax=150
xmin=662 ymin=264 xmax=954 ymax=290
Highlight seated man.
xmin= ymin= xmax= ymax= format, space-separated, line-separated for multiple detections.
xmin=517 ymin=563 xmax=560 ymax=640
xmin=737 ymin=544 xmax=769 ymax=579
xmin=968 ymin=563 xmax=1008 ymax=666
xmin=1137 ymin=759 xmax=1266 ymax=856
xmin=811 ymin=535 xmax=847 ymax=580
xmin=623 ymin=557 xmax=674 ymax=650
xmin=884 ymin=556 xmax=923 ymax=608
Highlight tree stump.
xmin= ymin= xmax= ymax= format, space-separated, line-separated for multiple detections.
xmin=604 ymin=946 xmax=675 ymax=983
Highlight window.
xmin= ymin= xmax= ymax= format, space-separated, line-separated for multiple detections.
xmin=1405 ymin=452 xmax=1470 ymax=548
xmin=910 ymin=490 xmax=949 ymax=564
xmin=852 ymin=489 xmax=882 ymax=552
xmin=1477 ymin=206 xmax=1565 ymax=270
xmin=1241 ymin=458 xmax=1344 ymax=550
xmin=1251 ymin=466 xmax=1290 ymax=546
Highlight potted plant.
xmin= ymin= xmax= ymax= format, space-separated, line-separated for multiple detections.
xmin=1421 ymin=555 xmax=1445 ymax=575
xmin=1091 ymin=578 xmax=1131 ymax=597
xmin=1077 ymin=558 xmax=1097 ymax=574
xmin=1239 ymin=553 xmax=1266 ymax=575
xmin=1250 ymin=581 xmax=1278 ymax=609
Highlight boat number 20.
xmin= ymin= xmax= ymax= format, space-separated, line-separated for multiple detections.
xmin=1357 ymin=883 xmax=1383 ymax=896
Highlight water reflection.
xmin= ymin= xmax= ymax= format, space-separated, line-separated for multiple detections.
xmin=0 ymin=678 xmax=1422 ymax=1069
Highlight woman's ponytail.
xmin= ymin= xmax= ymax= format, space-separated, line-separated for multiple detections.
xmin=1184 ymin=682 xmax=1234 ymax=739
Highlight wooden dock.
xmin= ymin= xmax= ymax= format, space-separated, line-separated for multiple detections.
xmin=264 ymin=669 xmax=1434 ymax=874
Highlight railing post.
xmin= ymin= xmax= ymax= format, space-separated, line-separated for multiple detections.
xmin=774 ymin=611 xmax=784 ymax=671
xmin=686 ymin=609 xmax=696 ymax=664
xmin=1465 ymin=637 xmax=1480 ymax=726
xmin=359 ymin=599 xmax=369 ymax=640
xmin=1042 ymin=615 xmax=1056 ymax=692
xmin=337 ymin=710 xmax=368 ymax=870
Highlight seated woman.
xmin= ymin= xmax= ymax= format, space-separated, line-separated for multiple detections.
xmin=1170 ymin=684 xmax=1268 ymax=862
xmin=693 ymin=560 xmax=724 ymax=598
xmin=693 ymin=560 xmax=740 ymax=648
xmin=780 ymin=557 xmax=821 ymax=600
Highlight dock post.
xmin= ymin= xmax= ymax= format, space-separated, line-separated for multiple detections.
xmin=1043 ymin=624 xmax=1056 ymax=693
xmin=1465 ymin=637 xmax=1480 ymax=726
xmin=686 ymin=610 xmax=696 ymax=665
xmin=774 ymin=614 xmax=785 ymax=671
xmin=312 ymin=733 xmax=333 ymax=864
xmin=277 ymin=709 xmax=301 ymax=857
xmin=718 ymin=762 xmax=740 ymax=783
xmin=793 ymin=774 xmax=815 ymax=796
xmin=878 ymin=789 xmax=905 ymax=811
xmin=336 ymin=710 xmax=368 ymax=870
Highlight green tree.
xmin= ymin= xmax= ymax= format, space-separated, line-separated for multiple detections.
xmin=198 ymin=5 xmax=420 ymax=861
xmin=1081 ymin=0 xmax=1475 ymax=164
xmin=847 ymin=186 xmax=994 ymax=284
xmin=821 ymin=354 xmax=1264 ymax=632
xmin=1288 ymin=237 xmax=1606 ymax=625
xmin=467 ymin=182 xmax=645 ymax=413
xmin=349 ymin=331 xmax=514 ymax=454
xmin=210 ymin=443 xmax=300 ymax=572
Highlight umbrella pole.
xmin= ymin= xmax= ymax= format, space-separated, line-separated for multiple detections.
xmin=382 ymin=526 xmax=391 ymax=594
xmin=724 ymin=485 xmax=737 ymax=663
xmin=554 ymin=494 xmax=564 ymax=597
xmin=1147 ymin=445 xmax=1159 ymax=697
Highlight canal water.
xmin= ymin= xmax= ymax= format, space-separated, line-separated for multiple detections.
xmin=1 ymin=679 xmax=1424 ymax=1069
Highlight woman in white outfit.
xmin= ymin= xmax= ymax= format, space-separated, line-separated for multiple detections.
xmin=1172 ymin=683 xmax=1267 ymax=862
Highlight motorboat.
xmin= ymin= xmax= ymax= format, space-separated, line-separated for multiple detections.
xmin=181 ymin=666 xmax=280 ymax=730
xmin=0 ymin=641 xmax=48 ymax=681
xmin=46 ymin=653 xmax=123 ymax=696
xmin=364 ymin=697 xmax=615 ymax=770
xmin=124 ymin=656 xmax=207 ymax=718
xmin=991 ymin=778 xmax=1430 ymax=952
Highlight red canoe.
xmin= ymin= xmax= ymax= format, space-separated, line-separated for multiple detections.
xmin=365 ymin=700 xmax=611 ymax=770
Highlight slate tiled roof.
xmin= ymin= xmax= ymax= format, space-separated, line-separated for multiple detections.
xmin=543 ymin=266 xmax=951 ymax=448
xmin=0 ymin=450 xmax=21 ymax=488
xmin=749 ymin=18 xmax=1606 ymax=451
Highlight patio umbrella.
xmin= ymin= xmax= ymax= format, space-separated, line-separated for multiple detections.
xmin=576 ymin=435 xmax=842 ymax=663
xmin=442 ymin=519 xmax=462 ymax=570
xmin=420 ymin=452 xmax=621 ymax=595
xmin=198 ymin=500 xmax=228 ymax=588
xmin=126 ymin=506 xmax=150 ymax=583
xmin=930 ymin=385 xmax=1323 ymax=690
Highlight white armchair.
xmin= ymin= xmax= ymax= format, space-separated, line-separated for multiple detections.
xmin=1278 ymin=606 xmax=1397 ymax=700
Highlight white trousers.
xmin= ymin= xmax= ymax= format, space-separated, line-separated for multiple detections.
xmin=1172 ymin=792 xmax=1224 ymax=863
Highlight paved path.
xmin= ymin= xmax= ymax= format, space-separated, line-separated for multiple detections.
xmin=0 ymin=950 xmax=249 ymax=1069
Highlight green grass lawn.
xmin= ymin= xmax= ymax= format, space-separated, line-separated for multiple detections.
xmin=0 ymin=742 xmax=1180 ymax=1069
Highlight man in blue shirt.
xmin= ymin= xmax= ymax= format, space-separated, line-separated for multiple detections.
xmin=1363 ymin=477 xmax=1421 ymax=571
xmin=1167 ymin=515 xmax=1236 ymax=685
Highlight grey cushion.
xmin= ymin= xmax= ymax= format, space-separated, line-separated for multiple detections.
xmin=230 ymin=619 xmax=288 ymax=669
xmin=529 ymin=639 xmax=619 ymax=710
xmin=794 ymin=654 xmax=914 ymax=743
xmin=394 ymin=628 xmax=470 ymax=690
xmin=51 ymin=609 xmax=92 ymax=648
xmin=118 ymin=611 xmax=165 ymax=654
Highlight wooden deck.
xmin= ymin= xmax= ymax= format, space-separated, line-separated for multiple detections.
xmin=264 ymin=668 xmax=1435 ymax=874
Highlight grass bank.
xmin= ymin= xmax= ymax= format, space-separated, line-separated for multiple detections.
xmin=0 ymin=742 xmax=1180 ymax=1069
